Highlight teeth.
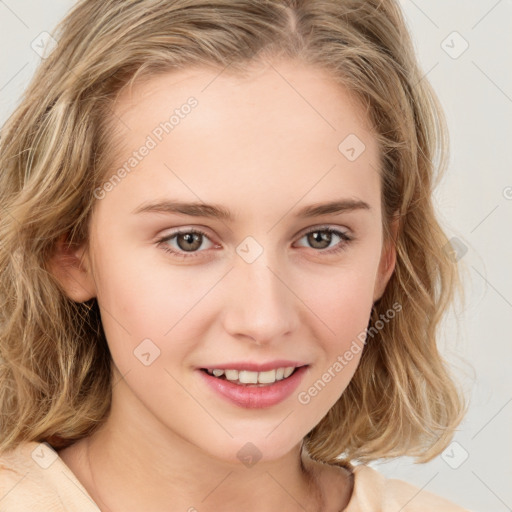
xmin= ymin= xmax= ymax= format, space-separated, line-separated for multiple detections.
xmin=224 ymin=369 xmax=239 ymax=381
xmin=283 ymin=367 xmax=294 ymax=378
xmin=206 ymin=366 xmax=298 ymax=385
xmin=239 ymin=370 xmax=258 ymax=384
xmin=257 ymin=369 xmax=276 ymax=384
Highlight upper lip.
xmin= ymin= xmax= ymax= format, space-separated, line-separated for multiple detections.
xmin=199 ymin=360 xmax=308 ymax=372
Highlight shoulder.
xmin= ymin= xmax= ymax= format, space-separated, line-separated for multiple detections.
xmin=345 ymin=464 xmax=470 ymax=512
xmin=0 ymin=441 xmax=100 ymax=511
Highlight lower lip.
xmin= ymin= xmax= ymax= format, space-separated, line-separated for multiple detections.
xmin=198 ymin=366 xmax=308 ymax=409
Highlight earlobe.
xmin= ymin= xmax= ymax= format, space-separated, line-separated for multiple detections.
xmin=47 ymin=233 xmax=97 ymax=303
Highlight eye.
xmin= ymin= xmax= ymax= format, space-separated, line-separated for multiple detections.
xmin=294 ymin=226 xmax=353 ymax=254
xmin=156 ymin=229 xmax=217 ymax=259
xmin=156 ymin=226 xmax=353 ymax=260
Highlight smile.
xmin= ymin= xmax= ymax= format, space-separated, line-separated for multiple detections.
xmin=202 ymin=366 xmax=297 ymax=386
xmin=198 ymin=364 xmax=309 ymax=408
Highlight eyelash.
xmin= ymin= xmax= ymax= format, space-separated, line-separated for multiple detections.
xmin=156 ymin=226 xmax=353 ymax=260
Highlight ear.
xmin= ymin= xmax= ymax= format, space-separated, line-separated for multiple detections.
xmin=48 ymin=233 xmax=97 ymax=302
xmin=373 ymin=215 xmax=399 ymax=302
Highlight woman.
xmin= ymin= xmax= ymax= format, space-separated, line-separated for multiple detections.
xmin=0 ymin=1 xmax=467 ymax=510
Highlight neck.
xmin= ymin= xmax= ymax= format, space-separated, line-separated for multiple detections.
xmin=71 ymin=374 xmax=325 ymax=512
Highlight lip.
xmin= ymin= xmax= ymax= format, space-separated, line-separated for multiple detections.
xmin=198 ymin=365 xmax=308 ymax=409
xmin=199 ymin=360 xmax=307 ymax=372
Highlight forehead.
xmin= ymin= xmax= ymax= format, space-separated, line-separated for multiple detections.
xmin=112 ymin=59 xmax=376 ymax=142
xmin=99 ymin=59 xmax=381 ymax=222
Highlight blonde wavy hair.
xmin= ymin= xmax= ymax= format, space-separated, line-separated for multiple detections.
xmin=0 ymin=0 xmax=465 ymax=463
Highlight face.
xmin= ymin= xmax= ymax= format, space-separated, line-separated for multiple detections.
xmin=63 ymin=59 xmax=395 ymax=464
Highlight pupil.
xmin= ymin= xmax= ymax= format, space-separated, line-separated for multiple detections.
xmin=309 ymin=231 xmax=331 ymax=249
xmin=178 ymin=232 xmax=201 ymax=251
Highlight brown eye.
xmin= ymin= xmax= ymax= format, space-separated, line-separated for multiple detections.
xmin=295 ymin=227 xmax=352 ymax=254
xmin=175 ymin=232 xmax=203 ymax=252
xmin=306 ymin=230 xmax=334 ymax=250
xmin=157 ymin=229 xmax=216 ymax=258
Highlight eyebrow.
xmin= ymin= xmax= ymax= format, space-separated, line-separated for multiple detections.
xmin=132 ymin=198 xmax=371 ymax=220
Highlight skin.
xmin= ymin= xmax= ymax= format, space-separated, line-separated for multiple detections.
xmin=52 ymin=58 xmax=397 ymax=512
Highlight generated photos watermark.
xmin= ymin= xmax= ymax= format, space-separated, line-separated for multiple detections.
xmin=297 ymin=301 xmax=402 ymax=405
xmin=93 ymin=96 xmax=199 ymax=200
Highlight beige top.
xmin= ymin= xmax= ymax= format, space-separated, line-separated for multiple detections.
xmin=0 ymin=441 xmax=469 ymax=511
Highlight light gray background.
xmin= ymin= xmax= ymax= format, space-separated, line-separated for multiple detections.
xmin=0 ymin=1 xmax=511 ymax=511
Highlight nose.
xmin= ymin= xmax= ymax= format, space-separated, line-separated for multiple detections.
xmin=221 ymin=253 xmax=299 ymax=346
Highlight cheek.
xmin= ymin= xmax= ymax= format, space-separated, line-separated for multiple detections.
xmin=304 ymin=271 xmax=372 ymax=371
xmin=90 ymin=245 xmax=223 ymax=371
xmin=295 ymin=252 xmax=379 ymax=338
xmin=307 ymin=273 xmax=373 ymax=332
xmin=291 ymin=255 xmax=379 ymax=408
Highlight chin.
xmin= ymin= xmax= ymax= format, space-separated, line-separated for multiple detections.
xmin=200 ymin=433 xmax=302 ymax=467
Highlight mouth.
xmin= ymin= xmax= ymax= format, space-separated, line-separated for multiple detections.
xmin=198 ymin=364 xmax=309 ymax=408
xmin=199 ymin=366 xmax=304 ymax=387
